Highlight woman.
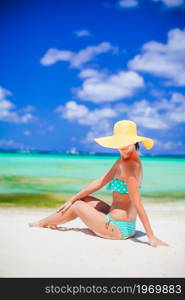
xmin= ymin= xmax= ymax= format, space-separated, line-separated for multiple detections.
xmin=29 ymin=120 xmax=168 ymax=247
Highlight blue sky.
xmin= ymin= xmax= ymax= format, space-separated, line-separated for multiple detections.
xmin=0 ymin=0 xmax=185 ymax=155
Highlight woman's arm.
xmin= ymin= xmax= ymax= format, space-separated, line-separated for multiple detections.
xmin=126 ymin=163 xmax=168 ymax=247
xmin=69 ymin=178 xmax=105 ymax=204
xmin=56 ymin=158 xmax=120 ymax=213
xmin=69 ymin=158 xmax=120 ymax=204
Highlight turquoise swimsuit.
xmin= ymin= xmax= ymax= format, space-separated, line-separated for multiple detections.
xmin=106 ymin=178 xmax=141 ymax=194
xmin=105 ymin=215 xmax=136 ymax=239
xmin=105 ymin=178 xmax=141 ymax=239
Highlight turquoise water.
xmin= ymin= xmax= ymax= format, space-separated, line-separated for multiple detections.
xmin=0 ymin=152 xmax=185 ymax=194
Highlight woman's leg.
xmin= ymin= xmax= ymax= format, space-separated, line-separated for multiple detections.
xmin=82 ymin=195 xmax=110 ymax=214
xmin=30 ymin=200 xmax=122 ymax=239
xmin=29 ymin=205 xmax=77 ymax=227
xmin=29 ymin=195 xmax=110 ymax=228
xmin=68 ymin=200 xmax=122 ymax=239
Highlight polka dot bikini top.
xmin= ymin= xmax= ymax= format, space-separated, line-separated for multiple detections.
xmin=106 ymin=178 xmax=142 ymax=194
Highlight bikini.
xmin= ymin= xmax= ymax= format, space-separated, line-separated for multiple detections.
xmin=105 ymin=178 xmax=141 ymax=239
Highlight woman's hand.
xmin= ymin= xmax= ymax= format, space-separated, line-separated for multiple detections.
xmin=148 ymin=235 xmax=169 ymax=247
xmin=56 ymin=200 xmax=73 ymax=214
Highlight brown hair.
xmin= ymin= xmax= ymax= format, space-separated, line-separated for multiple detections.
xmin=135 ymin=142 xmax=140 ymax=151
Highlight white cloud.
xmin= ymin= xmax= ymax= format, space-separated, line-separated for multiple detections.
xmin=54 ymin=100 xmax=117 ymax=126
xmin=114 ymin=92 xmax=185 ymax=129
xmin=155 ymin=139 xmax=183 ymax=150
xmin=47 ymin=125 xmax=55 ymax=132
xmin=0 ymin=139 xmax=25 ymax=149
xmin=149 ymin=89 xmax=165 ymax=98
xmin=55 ymin=101 xmax=88 ymax=121
xmin=55 ymin=93 xmax=185 ymax=132
xmin=18 ymin=105 xmax=37 ymax=113
xmin=54 ymin=100 xmax=117 ymax=145
xmin=75 ymin=69 xmax=145 ymax=103
xmin=154 ymin=92 xmax=185 ymax=123
xmin=23 ymin=130 xmax=32 ymax=136
xmin=127 ymin=99 xmax=169 ymax=129
xmin=71 ymin=136 xmax=77 ymax=142
xmin=128 ymin=28 xmax=185 ymax=86
xmin=40 ymin=42 xmax=118 ymax=69
xmin=36 ymin=124 xmax=55 ymax=135
xmin=78 ymin=68 xmax=103 ymax=79
xmin=151 ymin=0 xmax=185 ymax=8
xmin=74 ymin=29 xmax=92 ymax=37
xmin=82 ymin=119 xmax=114 ymax=144
xmin=54 ymin=92 xmax=185 ymax=149
xmin=118 ymin=0 xmax=139 ymax=8
xmin=40 ymin=49 xmax=74 ymax=66
xmin=117 ymin=0 xmax=185 ymax=8
xmin=0 ymin=86 xmax=35 ymax=123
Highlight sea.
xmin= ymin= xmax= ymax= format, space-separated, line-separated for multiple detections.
xmin=0 ymin=152 xmax=185 ymax=197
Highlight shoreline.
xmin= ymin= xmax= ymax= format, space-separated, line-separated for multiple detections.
xmin=0 ymin=192 xmax=185 ymax=209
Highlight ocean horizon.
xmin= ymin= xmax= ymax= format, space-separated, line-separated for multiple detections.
xmin=0 ymin=149 xmax=185 ymax=158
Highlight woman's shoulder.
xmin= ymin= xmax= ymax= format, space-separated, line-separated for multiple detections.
xmin=124 ymin=158 xmax=143 ymax=183
xmin=117 ymin=156 xmax=142 ymax=173
xmin=120 ymin=156 xmax=140 ymax=166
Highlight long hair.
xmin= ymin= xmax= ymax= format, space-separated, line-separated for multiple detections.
xmin=135 ymin=142 xmax=140 ymax=151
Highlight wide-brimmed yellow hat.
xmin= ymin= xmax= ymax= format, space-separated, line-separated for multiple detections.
xmin=94 ymin=120 xmax=154 ymax=150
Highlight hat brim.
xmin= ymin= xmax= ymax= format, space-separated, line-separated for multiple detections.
xmin=94 ymin=134 xmax=154 ymax=150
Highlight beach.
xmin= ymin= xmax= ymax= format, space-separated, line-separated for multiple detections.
xmin=0 ymin=152 xmax=185 ymax=278
xmin=0 ymin=203 xmax=185 ymax=278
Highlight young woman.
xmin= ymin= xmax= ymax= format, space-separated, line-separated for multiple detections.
xmin=29 ymin=120 xmax=168 ymax=247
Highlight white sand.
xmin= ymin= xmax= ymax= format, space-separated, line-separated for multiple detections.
xmin=0 ymin=203 xmax=185 ymax=278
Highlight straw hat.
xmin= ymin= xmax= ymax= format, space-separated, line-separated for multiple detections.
xmin=94 ymin=120 xmax=154 ymax=150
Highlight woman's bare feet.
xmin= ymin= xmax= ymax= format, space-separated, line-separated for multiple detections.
xmin=28 ymin=221 xmax=58 ymax=229
xmin=28 ymin=221 xmax=45 ymax=227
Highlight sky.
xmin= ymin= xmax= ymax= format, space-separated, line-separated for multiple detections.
xmin=0 ymin=0 xmax=185 ymax=155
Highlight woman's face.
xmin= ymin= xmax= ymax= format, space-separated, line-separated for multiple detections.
xmin=118 ymin=143 xmax=135 ymax=159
